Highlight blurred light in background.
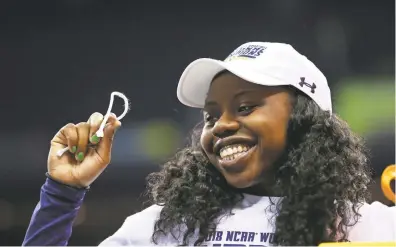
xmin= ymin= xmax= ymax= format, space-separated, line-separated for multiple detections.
xmin=141 ymin=119 xmax=181 ymax=161
xmin=335 ymin=76 xmax=394 ymax=135
xmin=111 ymin=119 xmax=181 ymax=164
xmin=0 ymin=200 xmax=15 ymax=231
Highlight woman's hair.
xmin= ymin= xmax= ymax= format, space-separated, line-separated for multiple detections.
xmin=146 ymin=89 xmax=372 ymax=246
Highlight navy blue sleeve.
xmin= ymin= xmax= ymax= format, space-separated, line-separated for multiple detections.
xmin=22 ymin=177 xmax=87 ymax=246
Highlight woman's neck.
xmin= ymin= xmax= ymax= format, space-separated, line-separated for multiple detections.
xmin=236 ymin=182 xmax=279 ymax=197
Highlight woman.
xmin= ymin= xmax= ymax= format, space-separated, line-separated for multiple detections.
xmin=23 ymin=42 xmax=395 ymax=246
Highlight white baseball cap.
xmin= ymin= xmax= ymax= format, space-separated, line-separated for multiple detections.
xmin=177 ymin=42 xmax=332 ymax=114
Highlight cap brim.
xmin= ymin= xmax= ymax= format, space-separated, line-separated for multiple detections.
xmin=177 ymin=58 xmax=288 ymax=108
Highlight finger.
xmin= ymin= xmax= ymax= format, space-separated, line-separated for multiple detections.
xmin=59 ymin=123 xmax=78 ymax=154
xmin=88 ymin=112 xmax=104 ymax=144
xmin=96 ymin=113 xmax=121 ymax=164
xmin=103 ymin=113 xmax=120 ymax=138
xmin=105 ymin=112 xmax=118 ymax=125
xmin=75 ymin=122 xmax=90 ymax=162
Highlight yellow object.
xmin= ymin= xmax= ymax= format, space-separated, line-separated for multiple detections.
xmin=381 ymin=164 xmax=396 ymax=203
xmin=319 ymin=242 xmax=396 ymax=247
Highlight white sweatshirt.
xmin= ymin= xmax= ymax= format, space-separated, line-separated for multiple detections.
xmin=99 ymin=194 xmax=396 ymax=246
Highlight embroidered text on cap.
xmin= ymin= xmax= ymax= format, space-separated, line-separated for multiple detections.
xmin=225 ymin=44 xmax=267 ymax=61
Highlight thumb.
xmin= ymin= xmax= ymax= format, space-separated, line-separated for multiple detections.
xmin=96 ymin=114 xmax=121 ymax=163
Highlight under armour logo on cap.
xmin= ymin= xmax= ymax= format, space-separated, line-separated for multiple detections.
xmin=299 ymin=77 xmax=316 ymax=93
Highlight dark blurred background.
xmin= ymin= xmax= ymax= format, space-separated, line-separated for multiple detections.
xmin=0 ymin=0 xmax=394 ymax=245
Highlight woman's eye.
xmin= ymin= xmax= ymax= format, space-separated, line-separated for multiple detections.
xmin=238 ymin=105 xmax=255 ymax=113
xmin=204 ymin=113 xmax=216 ymax=123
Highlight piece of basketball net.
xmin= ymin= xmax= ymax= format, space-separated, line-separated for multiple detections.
xmin=56 ymin=91 xmax=129 ymax=157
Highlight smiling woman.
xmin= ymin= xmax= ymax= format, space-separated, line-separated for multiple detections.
xmin=201 ymin=72 xmax=292 ymax=191
xmin=23 ymin=42 xmax=395 ymax=246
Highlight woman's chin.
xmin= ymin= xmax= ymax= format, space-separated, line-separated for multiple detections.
xmin=225 ymin=175 xmax=256 ymax=189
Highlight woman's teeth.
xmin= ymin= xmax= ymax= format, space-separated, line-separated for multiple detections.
xmin=219 ymin=145 xmax=251 ymax=160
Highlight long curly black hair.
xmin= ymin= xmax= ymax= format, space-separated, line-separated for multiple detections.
xmin=146 ymin=88 xmax=372 ymax=246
